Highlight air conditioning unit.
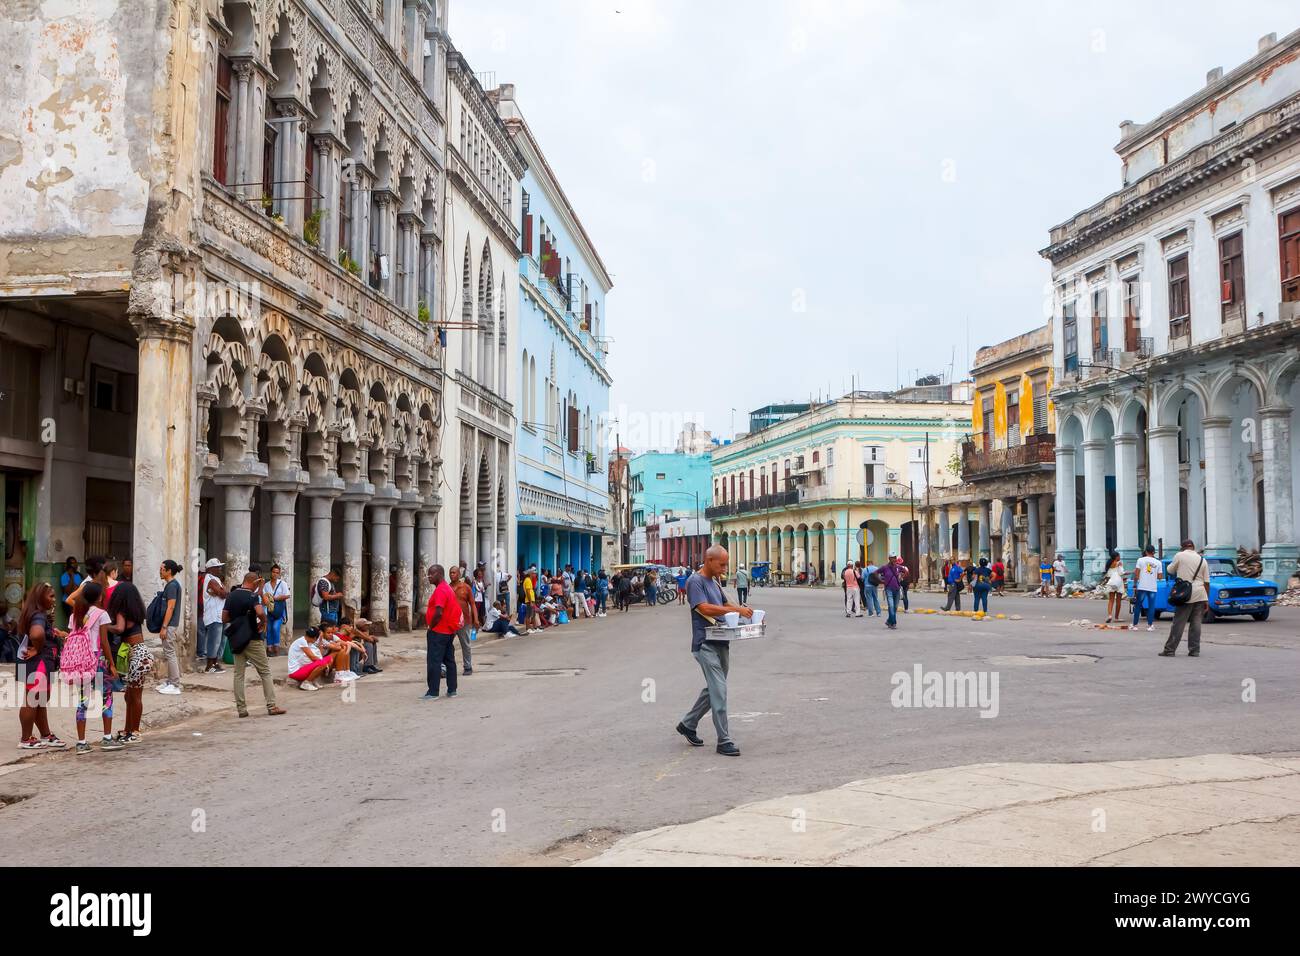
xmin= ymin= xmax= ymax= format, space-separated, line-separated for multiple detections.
xmin=885 ymin=470 xmax=898 ymax=481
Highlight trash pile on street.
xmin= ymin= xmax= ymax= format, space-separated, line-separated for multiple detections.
xmin=1277 ymin=586 xmax=1300 ymax=608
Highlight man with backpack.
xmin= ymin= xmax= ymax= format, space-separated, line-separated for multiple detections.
xmin=879 ymin=556 xmax=903 ymax=630
xmin=313 ymin=567 xmax=344 ymax=625
xmin=1160 ymin=540 xmax=1209 ymax=658
xmin=149 ymin=559 xmax=184 ymax=695
xmin=224 ymin=570 xmax=286 ymax=718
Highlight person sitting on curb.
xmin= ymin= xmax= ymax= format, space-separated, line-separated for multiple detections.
xmin=483 ymin=600 xmax=524 ymax=637
xmin=317 ymin=623 xmax=361 ymax=683
xmin=286 ymin=626 xmax=332 ymax=691
xmin=352 ymin=618 xmax=382 ymax=674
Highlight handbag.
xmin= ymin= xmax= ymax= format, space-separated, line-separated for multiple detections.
xmin=115 ymin=640 xmax=131 ymax=675
xmin=1169 ymin=557 xmax=1204 ymax=606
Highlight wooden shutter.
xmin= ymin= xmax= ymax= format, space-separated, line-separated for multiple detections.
xmin=567 ymin=405 xmax=579 ymax=453
xmin=1280 ymin=211 xmax=1300 ymax=302
xmin=214 ymin=56 xmax=231 ymax=185
xmin=522 ymin=214 xmax=532 ymax=255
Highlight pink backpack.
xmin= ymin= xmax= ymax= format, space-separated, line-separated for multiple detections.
xmin=60 ymin=606 xmax=106 ymax=683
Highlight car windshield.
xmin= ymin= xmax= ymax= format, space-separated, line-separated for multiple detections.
xmin=1206 ymin=558 xmax=1237 ymax=577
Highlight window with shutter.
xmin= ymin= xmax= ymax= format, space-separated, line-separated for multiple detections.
xmin=567 ymin=405 xmax=579 ymax=453
xmin=1219 ymin=232 xmax=1244 ymax=326
xmin=1280 ymin=211 xmax=1300 ymax=303
xmin=1123 ymin=277 xmax=1141 ymax=352
xmin=1168 ymin=254 xmax=1190 ymax=338
xmin=1062 ymin=299 xmax=1078 ymax=370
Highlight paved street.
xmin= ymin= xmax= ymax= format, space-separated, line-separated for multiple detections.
xmin=2 ymin=586 xmax=1298 ymax=866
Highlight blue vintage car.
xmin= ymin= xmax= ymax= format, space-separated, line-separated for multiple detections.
xmin=1126 ymin=556 xmax=1278 ymax=622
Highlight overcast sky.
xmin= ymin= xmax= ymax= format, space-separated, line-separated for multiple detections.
xmin=450 ymin=0 xmax=1296 ymax=449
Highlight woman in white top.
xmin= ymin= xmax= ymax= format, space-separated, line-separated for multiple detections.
xmin=1103 ymin=552 xmax=1126 ymax=623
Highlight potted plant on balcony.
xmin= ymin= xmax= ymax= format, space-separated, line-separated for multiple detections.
xmin=303 ymin=208 xmax=324 ymax=247
xmin=417 ymin=300 xmax=430 ymax=324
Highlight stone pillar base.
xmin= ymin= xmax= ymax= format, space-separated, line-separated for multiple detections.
xmin=1259 ymin=543 xmax=1299 ymax=590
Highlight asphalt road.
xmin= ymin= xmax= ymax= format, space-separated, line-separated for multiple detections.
xmin=2 ymin=585 xmax=1297 ymax=865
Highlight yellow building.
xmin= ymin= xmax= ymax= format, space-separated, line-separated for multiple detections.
xmin=707 ymin=387 xmax=971 ymax=580
xmin=918 ymin=324 xmax=1056 ymax=586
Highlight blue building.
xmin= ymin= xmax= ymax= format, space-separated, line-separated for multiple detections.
xmin=630 ymin=451 xmax=712 ymax=529
xmin=496 ymin=86 xmax=613 ymax=574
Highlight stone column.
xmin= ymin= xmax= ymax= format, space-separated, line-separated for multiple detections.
xmin=368 ymin=501 xmax=393 ymax=635
xmin=1000 ymin=498 xmax=1015 ymax=570
xmin=217 ymin=480 xmax=257 ymax=584
xmin=1113 ymin=433 xmax=1140 ymax=565
xmin=1026 ymin=494 xmax=1042 ymax=555
xmin=316 ymin=138 xmax=338 ymax=260
xmin=130 ymin=312 xmax=194 ymax=659
xmin=977 ymin=499 xmax=991 ymax=559
xmin=340 ymin=497 xmax=367 ymax=621
xmin=1082 ymin=439 xmax=1109 ymax=576
xmin=233 ymin=60 xmax=254 ymax=199
xmin=1201 ymin=416 xmax=1236 ymax=559
xmin=268 ymin=486 xmax=299 ymax=633
xmin=1259 ymin=405 xmax=1299 ymax=588
xmin=306 ymin=492 xmax=337 ymax=625
xmin=956 ymin=505 xmax=971 ymax=561
xmin=276 ymin=102 xmax=305 ymax=232
xmin=417 ymin=507 xmax=439 ymax=614
xmin=1147 ymin=425 xmax=1180 ymax=555
xmin=393 ymin=506 xmax=416 ymax=630
xmin=938 ymin=505 xmax=951 ymax=558
xmin=1055 ymin=443 xmax=1080 ymax=580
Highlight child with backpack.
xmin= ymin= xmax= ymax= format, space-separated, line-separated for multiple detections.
xmin=60 ymin=580 xmax=122 ymax=754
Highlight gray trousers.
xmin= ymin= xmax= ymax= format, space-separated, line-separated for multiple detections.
xmin=682 ymin=641 xmax=731 ymax=745
xmin=456 ymin=625 xmax=473 ymax=671
xmin=159 ymin=628 xmax=181 ymax=685
xmin=1164 ymin=601 xmax=1204 ymax=655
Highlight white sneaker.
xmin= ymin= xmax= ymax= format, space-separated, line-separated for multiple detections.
xmin=299 ymin=681 xmax=319 ymax=692
xmin=156 ymin=683 xmax=181 ymax=695
xmin=1147 ymin=625 xmax=1155 ymax=632
xmin=1128 ymin=625 xmax=1138 ymax=631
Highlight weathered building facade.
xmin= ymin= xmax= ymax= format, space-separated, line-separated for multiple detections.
xmin=1 ymin=0 xmax=454 ymax=642
xmin=1042 ymin=30 xmax=1300 ymax=589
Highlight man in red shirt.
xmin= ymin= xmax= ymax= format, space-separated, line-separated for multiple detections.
xmin=423 ymin=564 xmax=462 ymax=700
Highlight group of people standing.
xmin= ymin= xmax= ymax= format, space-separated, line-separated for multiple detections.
xmin=15 ymin=555 xmax=184 ymax=754
xmin=841 ymin=557 xmax=911 ymax=629
xmin=940 ymin=557 xmax=1006 ymax=613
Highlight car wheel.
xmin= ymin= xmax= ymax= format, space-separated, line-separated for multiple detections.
xmin=1251 ymin=609 xmax=1270 ymax=622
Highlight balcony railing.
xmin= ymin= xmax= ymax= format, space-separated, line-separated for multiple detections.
xmin=705 ymin=489 xmax=798 ymax=520
xmin=962 ymin=433 xmax=1056 ymax=479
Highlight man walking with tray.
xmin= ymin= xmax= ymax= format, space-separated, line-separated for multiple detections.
xmin=675 ymin=545 xmax=751 ymax=757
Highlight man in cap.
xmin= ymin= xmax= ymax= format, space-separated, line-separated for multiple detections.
xmin=200 ymin=558 xmax=228 ymax=673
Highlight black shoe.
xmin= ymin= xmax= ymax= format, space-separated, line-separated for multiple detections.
xmin=362 ymin=665 xmax=379 ymax=674
xmin=1158 ymin=650 xmax=1175 ymax=657
xmin=1188 ymin=651 xmax=1200 ymax=657
xmin=676 ymin=722 xmax=704 ymax=747
xmin=463 ymin=668 xmax=472 ymax=676
xmin=716 ymin=742 xmax=741 ymax=757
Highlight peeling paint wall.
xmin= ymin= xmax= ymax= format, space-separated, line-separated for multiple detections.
xmin=0 ymin=1 xmax=163 ymax=285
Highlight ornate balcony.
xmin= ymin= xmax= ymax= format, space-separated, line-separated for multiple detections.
xmin=961 ymin=433 xmax=1055 ymax=480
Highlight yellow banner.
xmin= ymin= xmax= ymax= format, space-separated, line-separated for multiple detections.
xmin=971 ymin=389 xmax=983 ymax=435
xmin=1020 ymin=373 xmax=1034 ymax=437
xmin=993 ymin=382 xmax=1008 ymax=441
xmin=1045 ymin=369 xmax=1056 ymax=432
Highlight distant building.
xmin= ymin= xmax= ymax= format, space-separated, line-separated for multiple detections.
xmin=629 ymin=451 xmax=712 ymax=564
xmin=676 ymin=422 xmax=715 ymax=455
xmin=708 ymin=387 xmax=970 ymax=580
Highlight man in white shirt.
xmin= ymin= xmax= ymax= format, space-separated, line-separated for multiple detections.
xmin=1130 ymin=545 xmax=1162 ymax=632
xmin=1052 ymin=555 xmax=1067 ymax=598
xmin=1160 ymin=540 xmax=1210 ymax=657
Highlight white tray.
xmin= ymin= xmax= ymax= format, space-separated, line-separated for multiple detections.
xmin=705 ymin=622 xmax=767 ymax=641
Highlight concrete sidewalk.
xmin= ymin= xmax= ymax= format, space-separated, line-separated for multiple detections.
xmin=580 ymin=753 xmax=1300 ymax=866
